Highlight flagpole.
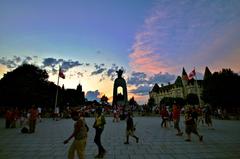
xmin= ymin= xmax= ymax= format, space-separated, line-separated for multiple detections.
xmin=54 ymin=67 xmax=60 ymax=113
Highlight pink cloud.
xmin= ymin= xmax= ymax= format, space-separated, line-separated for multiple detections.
xmin=129 ymin=8 xmax=175 ymax=75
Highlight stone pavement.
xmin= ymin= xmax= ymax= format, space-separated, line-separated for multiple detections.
xmin=0 ymin=117 xmax=240 ymax=159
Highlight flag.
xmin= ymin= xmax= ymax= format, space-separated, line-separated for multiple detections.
xmin=59 ymin=68 xmax=65 ymax=79
xmin=188 ymin=69 xmax=196 ymax=80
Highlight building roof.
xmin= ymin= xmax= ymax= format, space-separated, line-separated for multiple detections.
xmin=174 ymin=76 xmax=183 ymax=87
xmin=151 ymin=83 xmax=160 ymax=93
xmin=204 ymin=66 xmax=212 ymax=80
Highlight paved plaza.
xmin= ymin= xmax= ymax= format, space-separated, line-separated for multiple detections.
xmin=0 ymin=117 xmax=240 ymax=159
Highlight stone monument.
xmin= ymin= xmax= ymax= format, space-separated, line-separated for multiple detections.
xmin=112 ymin=69 xmax=128 ymax=106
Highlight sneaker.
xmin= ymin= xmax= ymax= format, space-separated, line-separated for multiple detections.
xmin=185 ymin=139 xmax=191 ymax=142
xmin=136 ymin=137 xmax=139 ymax=143
xmin=199 ymin=136 xmax=203 ymax=141
xmin=124 ymin=141 xmax=129 ymax=144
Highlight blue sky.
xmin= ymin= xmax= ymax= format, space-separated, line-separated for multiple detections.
xmin=1 ymin=0 xmax=240 ymax=104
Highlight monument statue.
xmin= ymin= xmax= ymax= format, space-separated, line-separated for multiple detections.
xmin=112 ymin=69 xmax=128 ymax=106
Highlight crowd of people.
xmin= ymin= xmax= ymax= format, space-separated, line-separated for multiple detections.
xmin=2 ymin=103 xmax=218 ymax=159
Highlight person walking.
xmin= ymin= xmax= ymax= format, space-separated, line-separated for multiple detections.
xmin=160 ymin=106 xmax=169 ymax=128
xmin=124 ymin=112 xmax=139 ymax=144
xmin=172 ymin=104 xmax=183 ymax=136
xmin=184 ymin=106 xmax=203 ymax=142
xmin=64 ymin=111 xmax=88 ymax=159
xmin=28 ymin=105 xmax=38 ymax=133
xmin=93 ymin=108 xmax=106 ymax=158
xmin=204 ymin=105 xmax=213 ymax=129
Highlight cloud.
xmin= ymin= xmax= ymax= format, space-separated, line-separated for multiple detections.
xmin=0 ymin=56 xmax=33 ymax=68
xmin=129 ymin=85 xmax=152 ymax=96
xmin=91 ymin=63 xmax=107 ymax=76
xmin=149 ymin=72 xmax=176 ymax=84
xmin=127 ymin=72 xmax=147 ymax=86
xmin=42 ymin=58 xmax=59 ymax=67
xmin=129 ymin=0 xmax=240 ymax=75
xmin=127 ymin=71 xmax=176 ymax=96
xmin=85 ymin=90 xmax=100 ymax=101
xmin=106 ymin=64 xmax=125 ymax=80
xmin=91 ymin=68 xmax=107 ymax=75
xmin=61 ymin=60 xmax=83 ymax=71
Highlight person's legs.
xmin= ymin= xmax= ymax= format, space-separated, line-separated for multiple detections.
xmin=185 ymin=125 xmax=192 ymax=141
xmin=5 ymin=119 xmax=10 ymax=128
xmin=76 ymin=139 xmax=87 ymax=159
xmin=161 ymin=118 xmax=164 ymax=127
xmin=32 ymin=119 xmax=36 ymax=133
xmin=94 ymin=128 xmax=105 ymax=157
xmin=68 ymin=140 xmax=76 ymax=159
xmin=124 ymin=130 xmax=130 ymax=144
xmin=29 ymin=120 xmax=33 ymax=133
xmin=192 ymin=125 xmax=203 ymax=141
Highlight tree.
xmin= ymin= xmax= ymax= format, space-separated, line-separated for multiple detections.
xmin=129 ymin=96 xmax=138 ymax=111
xmin=186 ymin=93 xmax=199 ymax=106
xmin=147 ymin=97 xmax=155 ymax=112
xmin=160 ymin=97 xmax=174 ymax=107
xmin=129 ymin=96 xmax=138 ymax=106
xmin=202 ymin=68 xmax=240 ymax=113
xmin=174 ymin=97 xmax=185 ymax=107
xmin=100 ymin=95 xmax=109 ymax=105
xmin=0 ymin=64 xmax=52 ymax=108
xmin=0 ymin=64 xmax=85 ymax=110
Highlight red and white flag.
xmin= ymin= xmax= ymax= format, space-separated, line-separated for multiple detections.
xmin=188 ymin=69 xmax=196 ymax=80
xmin=59 ymin=68 xmax=65 ymax=79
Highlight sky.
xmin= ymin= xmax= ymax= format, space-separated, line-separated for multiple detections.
xmin=0 ymin=0 xmax=240 ymax=104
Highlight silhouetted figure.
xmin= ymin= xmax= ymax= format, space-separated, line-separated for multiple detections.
xmin=93 ymin=109 xmax=106 ymax=158
xmin=64 ymin=111 xmax=88 ymax=159
xmin=185 ymin=106 xmax=203 ymax=142
xmin=173 ymin=104 xmax=183 ymax=136
xmin=28 ymin=105 xmax=38 ymax=133
xmin=124 ymin=112 xmax=139 ymax=144
xmin=160 ymin=106 xmax=169 ymax=128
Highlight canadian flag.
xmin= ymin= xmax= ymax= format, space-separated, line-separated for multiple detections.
xmin=188 ymin=69 xmax=196 ymax=80
xmin=59 ymin=68 xmax=65 ymax=79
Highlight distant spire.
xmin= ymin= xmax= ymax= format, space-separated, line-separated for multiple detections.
xmin=182 ymin=67 xmax=188 ymax=81
xmin=204 ymin=66 xmax=212 ymax=80
xmin=151 ymin=83 xmax=160 ymax=93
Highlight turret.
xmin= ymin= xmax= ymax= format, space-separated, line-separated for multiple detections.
xmin=181 ymin=67 xmax=188 ymax=86
xmin=203 ymin=66 xmax=212 ymax=80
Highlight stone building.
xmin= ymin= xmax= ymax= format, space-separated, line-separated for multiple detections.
xmin=149 ymin=67 xmax=211 ymax=105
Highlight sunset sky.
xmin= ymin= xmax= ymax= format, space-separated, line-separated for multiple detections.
xmin=0 ymin=0 xmax=240 ymax=104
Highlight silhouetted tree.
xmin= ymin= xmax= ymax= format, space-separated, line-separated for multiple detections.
xmin=160 ymin=97 xmax=174 ymax=107
xmin=0 ymin=64 xmax=85 ymax=110
xmin=202 ymin=68 xmax=240 ymax=113
xmin=186 ymin=93 xmax=199 ymax=106
xmin=147 ymin=97 xmax=155 ymax=112
xmin=129 ymin=96 xmax=138 ymax=106
xmin=0 ymin=64 xmax=53 ymax=108
xmin=100 ymin=95 xmax=109 ymax=106
xmin=174 ymin=97 xmax=185 ymax=107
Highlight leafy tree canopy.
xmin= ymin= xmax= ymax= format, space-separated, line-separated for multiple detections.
xmin=202 ymin=68 xmax=240 ymax=112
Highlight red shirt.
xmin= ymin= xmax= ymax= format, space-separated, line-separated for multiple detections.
xmin=172 ymin=105 xmax=180 ymax=120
